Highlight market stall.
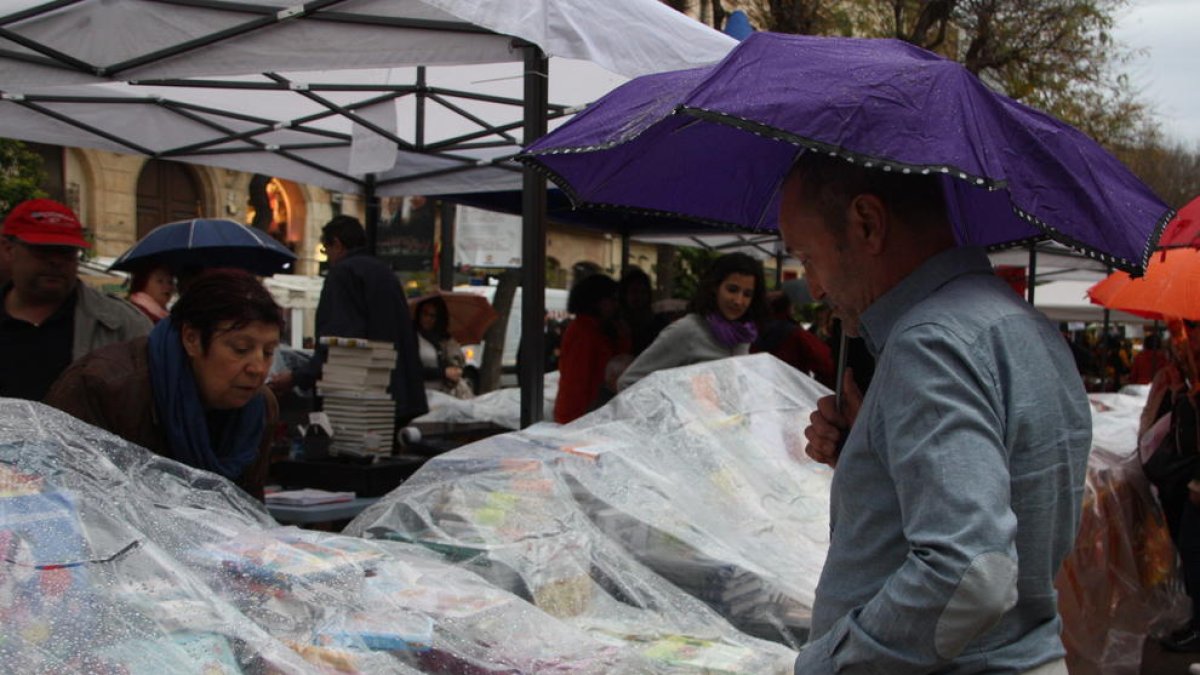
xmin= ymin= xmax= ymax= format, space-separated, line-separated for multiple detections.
xmin=2 ymin=353 xmax=1188 ymax=672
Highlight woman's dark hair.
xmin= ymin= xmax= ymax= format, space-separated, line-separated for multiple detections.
xmin=170 ymin=268 xmax=284 ymax=350
xmin=689 ymin=252 xmax=767 ymax=323
xmin=619 ymin=266 xmax=652 ymax=311
xmin=568 ymin=273 xmax=619 ymax=317
xmin=413 ymin=295 xmax=450 ymax=340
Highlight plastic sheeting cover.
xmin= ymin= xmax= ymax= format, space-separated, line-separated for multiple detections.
xmin=1057 ymin=391 xmax=1191 ymax=675
xmin=0 ymin=396 xmax=788 ymax=673
xmin=349 ymin=354 xmax=833 ymax=651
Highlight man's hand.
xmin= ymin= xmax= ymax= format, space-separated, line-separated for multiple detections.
xmin=444 ymin=366 xmax=463 ymax=383
xmin=802 ymin=368 xmax=863 ymax=468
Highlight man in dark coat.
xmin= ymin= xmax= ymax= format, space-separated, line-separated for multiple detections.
xmin=271 ymin=216 xmax=428 ymax=426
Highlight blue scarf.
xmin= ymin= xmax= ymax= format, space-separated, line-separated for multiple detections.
xmin=706 ymin=312 xmax=758 ymax=349
xmin=147 ymin=320 xmax=265 ymax=481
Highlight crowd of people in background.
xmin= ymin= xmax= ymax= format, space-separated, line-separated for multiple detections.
xmin=1064 ymin=325 xmax=1171 ymax=392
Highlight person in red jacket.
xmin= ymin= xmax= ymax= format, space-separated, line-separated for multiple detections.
xmin=554 ymin=273 xmax=629 ymax=424
xmin=752 ymin=290 xmax=835 ymax=388
xmin=1129 ymin=332 xmax=1169 ymax=385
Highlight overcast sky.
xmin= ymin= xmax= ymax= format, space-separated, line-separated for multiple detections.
xmin=1113 ymin=0 xmax=1200 ymax=148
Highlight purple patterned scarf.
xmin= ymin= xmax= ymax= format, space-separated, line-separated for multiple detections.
xmin=706 ymin=312 xmax=758 ymax=349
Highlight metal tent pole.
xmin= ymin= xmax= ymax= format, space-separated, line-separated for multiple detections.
xmin=1026 ymin=244 xmax=1037 ymax=304
xmin=364 ymin=173 xmax=379 ymax=255
xmin=620 ymin=232 xmax=631 ymax=276
xmin=439 ymin=201 xmax=456 ymax=291
xmin=519 ymin=44 xmax=549 ymax=428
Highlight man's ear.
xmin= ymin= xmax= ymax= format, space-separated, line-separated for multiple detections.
xmin=847 ymin=194 xmax=888 ymax=254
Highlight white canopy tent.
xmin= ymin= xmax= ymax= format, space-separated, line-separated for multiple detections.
xmin=0 ymin=0 xmax=737 ymax=425
xmin=1031 ymin=280 xmax=1153 ymax=325
xmin=0 ymin=0 xmax=735 ymax=196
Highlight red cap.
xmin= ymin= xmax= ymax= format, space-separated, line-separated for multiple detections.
xmin=2 ymin=199 xmax=91 ymax=248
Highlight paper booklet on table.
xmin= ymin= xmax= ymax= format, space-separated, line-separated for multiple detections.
xmin=265 ymin=488 xmax=356 ymax=506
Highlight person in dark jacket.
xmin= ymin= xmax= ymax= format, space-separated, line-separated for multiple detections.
xmin=752 ymin=290 xmax=835 ymax=388
xmin=270 ymin=215 xmax=428 ymax=425
xmin=44 ymin=269 xmax=282 ymax=499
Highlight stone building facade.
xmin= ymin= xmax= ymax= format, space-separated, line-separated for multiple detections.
xmin=33 ymin=144 xmax=656 ymax=289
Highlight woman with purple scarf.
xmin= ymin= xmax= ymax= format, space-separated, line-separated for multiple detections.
xmin=617 ymin=252 xmax=766 ymax=391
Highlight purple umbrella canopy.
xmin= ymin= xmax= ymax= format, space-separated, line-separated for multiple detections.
xmin=520 ymin=33 xmax=1172 ymax=275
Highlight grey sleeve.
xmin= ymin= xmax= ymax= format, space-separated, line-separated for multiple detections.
xmin=616 ymin=316 xmax=694 ymax=391
xmin=797 ymin=324 xmax=1019 ymax=673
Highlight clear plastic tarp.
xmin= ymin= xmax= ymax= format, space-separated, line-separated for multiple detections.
xmin=417 ymin=372 xmax=561 ymax=430
xmin=349 ymin=354 xmax=834 ymax=651
xmin=0 ymin=400 xmax=777 ymax=672
xmin=0 ymin=358 xmax=798 ymax=673
xmin=1057 ymin=390 xmax=1191 ymax=675
xmin=3 ymin=352 xmax=1187 ymax=674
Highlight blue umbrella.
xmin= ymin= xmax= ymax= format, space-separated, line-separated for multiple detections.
xmin=110 ymin=219 xmax=297 ymax=277
xmin=520 ymin=32 xmax=1171 ymax=275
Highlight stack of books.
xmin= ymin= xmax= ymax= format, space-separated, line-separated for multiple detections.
xmin=316 ymin=337 xmax=396 ymax=457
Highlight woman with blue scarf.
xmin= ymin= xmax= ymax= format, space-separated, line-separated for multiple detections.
xmin=616 ymin=252 xmax=766 ymax=391
xmin=45 ymin=269 xmax=283 ymax=498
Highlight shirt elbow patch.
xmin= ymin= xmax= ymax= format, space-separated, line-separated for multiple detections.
xmin=934 ymin=551 xmax=1018 ymax=660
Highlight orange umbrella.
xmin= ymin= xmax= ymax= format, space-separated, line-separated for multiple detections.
xmin=1087 ymin=248 xmax=1200 ymax=321
xmin=409 ymin=291 xmax=499 ymax=345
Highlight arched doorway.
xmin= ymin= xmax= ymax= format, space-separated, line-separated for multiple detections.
xmin=136 ymin=159 xmax=201 ymax=239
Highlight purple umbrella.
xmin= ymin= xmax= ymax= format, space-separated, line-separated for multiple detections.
xmin=521 ymin=33 xmax=1171 ymax=275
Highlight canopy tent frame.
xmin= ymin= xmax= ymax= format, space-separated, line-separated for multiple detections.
xmin=0 ymin=0 xmax=739 ymax=426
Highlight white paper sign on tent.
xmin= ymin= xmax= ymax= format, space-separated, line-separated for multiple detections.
xmin=455 ymin=205 xmax=522 ymax=268
xmin=350 ymin=100 xmax=400 ymax=175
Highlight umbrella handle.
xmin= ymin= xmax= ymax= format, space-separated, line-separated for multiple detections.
xmin=834 ymin=331 xmax=849 ymax=412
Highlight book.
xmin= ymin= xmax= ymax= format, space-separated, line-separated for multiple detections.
xmin=264 ymin=489 xmax=355 ymax=506
xmin=319 ymin=336 xmax=397 ymax=352
xmin=318 ymin=366 xmax=392 ymax=388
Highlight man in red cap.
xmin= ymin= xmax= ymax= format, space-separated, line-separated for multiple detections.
xmin=1 ymin=199 xmax=149 ymax=400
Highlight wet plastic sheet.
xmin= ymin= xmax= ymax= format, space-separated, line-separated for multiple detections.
xmin=349 ymin=354 xmax=833 ymax=651
xmin=417 ymin=372 xmax=561 ymax=430
xmin=1057 ymin=391 xmax=1192 ymax=675
xmin=0 ymin=399 xmax=741 ymax=673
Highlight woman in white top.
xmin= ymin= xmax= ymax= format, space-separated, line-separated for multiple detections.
xmin=413 ymin=295 xmax=472 ymax=398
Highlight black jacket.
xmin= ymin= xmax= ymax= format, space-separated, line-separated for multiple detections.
xmin=299 ymin=249 xmax=429 ymax=423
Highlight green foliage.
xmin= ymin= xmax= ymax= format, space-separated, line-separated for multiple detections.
xmin=671 ymin=246 xmax=721 ymax=301
xmin=0 ymin=138 xmax=47 ymax=218
xmin=671 ymin=0 xmax=1153 ymax=153
xmin=1113 ymin=128 xmax=1200 ymax=211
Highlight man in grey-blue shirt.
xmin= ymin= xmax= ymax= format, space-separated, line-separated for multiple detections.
xmin=781 ymin=153 xmax=1091 ymax=674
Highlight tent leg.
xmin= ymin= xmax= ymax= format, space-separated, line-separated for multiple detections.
xmin=620 ymin=232 xmax=630 ymax=276
xmin=520 ymin=44 xmax=549 ymax=428
xmin=365 ymin=173 xmax=380 ymax=256
xmin=439 ymin=201 xmax=455 ymax=291
xmin=1026 ymin=244 xmax=1037 ymax=304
